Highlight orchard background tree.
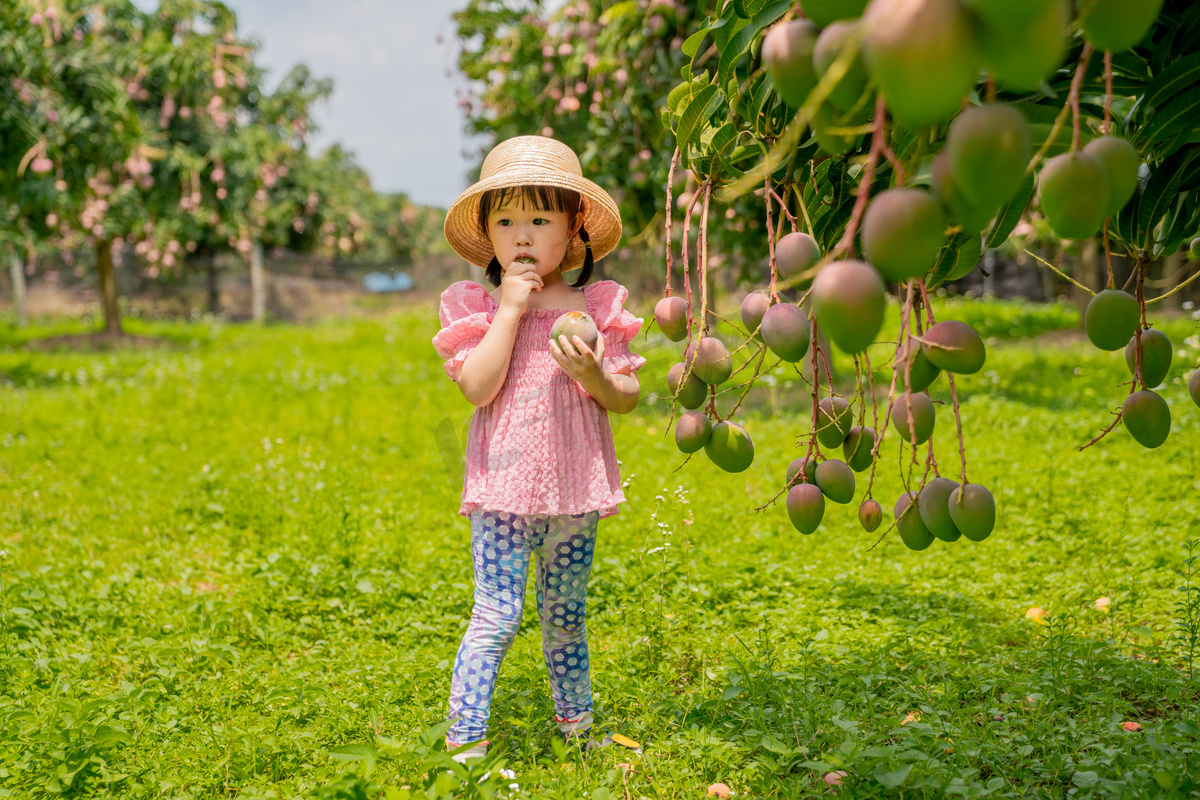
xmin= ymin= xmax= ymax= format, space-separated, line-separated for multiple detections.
xmin=0 ymin=0 xmax=143 ymax=336
xmin=454 ymin=0 xmax=746 ymax=267
xmin=1 ymin=0 xmax=436 ymax=336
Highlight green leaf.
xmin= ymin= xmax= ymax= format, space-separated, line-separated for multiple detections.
xmin=874 ymin=764 xmax=912 ymax=789
xmin=328 ymin=743 xmax=378 ymax=778
xmin=598 ymin=1 xmax=637 ymax=25
xmin=92 ymin=725 xmax=133 ymax=747
xmin=1159 ymin=192 xmax=1196 ymax=255
xmin=735 ymin=71 xmax=766 ymax=117
xmin=1137 ymin=146 xmax=1198 ymax=249
xmin=1144 ymin=51 xmax=1200 ymax=111
xmin=927 ymin=231 xmax=971 ymax=289
xmin=760 ymin=734 xmax=794 ymax=754
xmin=1113 ymin=179 xmax=1141 ymax=247
xmin=1009 ymin=101 xmax=1068 ymax=126
xmin=708 ymin=123 xmax=737 ymax=158
xmin=711 ymin=2 xmax=746 ymax=52
xmin=1072 ymin=771 xmax=1099 ymax=788
xmin=748 ymin=75 xmax=776 ymax=132
xmin=732 ymin=0 xmax=752 ymax=18
xmin=669 ymin=78 xmax=705 ymax=114
xmin=800 ymin=760 xmax=837 ymax=772
xmin=984 ymin=172 xmax=1036 ymax=250
xmin=1141 ymin=86 xmax=1200 ymax=148
xmin=682 ymin=28 xmax=710 ymax=58
xmin=676 ymin=85 xmax=724 ymax=152
xmin=716 ymin=0 xmax=791 ymax=89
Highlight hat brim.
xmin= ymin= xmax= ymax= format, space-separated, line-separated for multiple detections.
xmin=443 ymin=167 xmax=622 ymax=273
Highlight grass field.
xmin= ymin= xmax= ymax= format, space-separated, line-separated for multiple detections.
xmin=2 ymin=298 xmax=1200 ymax=799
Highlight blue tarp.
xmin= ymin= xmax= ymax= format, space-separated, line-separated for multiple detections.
xmin=363 ymin=271 xmax=414 ymax=293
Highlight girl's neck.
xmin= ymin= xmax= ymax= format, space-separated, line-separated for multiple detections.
xmin=540 ymin=269 xmax=568 ymax=290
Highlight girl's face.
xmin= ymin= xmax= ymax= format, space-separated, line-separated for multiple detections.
xmin=486 ymin=198 xmax=580 ymax=278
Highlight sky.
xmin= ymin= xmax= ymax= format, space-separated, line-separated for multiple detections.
xmin=224 ymin=0 xmax=476 ymax=210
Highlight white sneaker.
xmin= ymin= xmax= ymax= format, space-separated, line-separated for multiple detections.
xmin=480 ymin=767 xmax=519 ymax=792
xmin=446 ymin=739 xmax=488 ymax=764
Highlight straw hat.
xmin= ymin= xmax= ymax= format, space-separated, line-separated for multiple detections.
xmin=444 ymin=135 xmax=623 ymax=273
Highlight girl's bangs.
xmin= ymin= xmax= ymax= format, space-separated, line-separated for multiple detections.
xmin=478 ymin=185 xmax=582 ymax=228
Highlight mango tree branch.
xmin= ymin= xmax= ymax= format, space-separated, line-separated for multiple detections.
xmin=831 ymin=93 xmax=887 ymax=261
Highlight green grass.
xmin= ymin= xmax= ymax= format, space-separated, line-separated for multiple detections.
xmin=1 ymin=300 xmax=1200 ymax=799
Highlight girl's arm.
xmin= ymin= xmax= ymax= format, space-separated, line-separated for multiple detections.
xmin=576 ymin=369 xmax=640 ymax=414
xmin=454 ymin=304 xmax=522 ymax=407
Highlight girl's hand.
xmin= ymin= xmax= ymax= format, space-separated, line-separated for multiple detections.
xmin=498 ymin=260 xmax=543 ymax=316
xmin=551 ymin=331 xmax=605 ymax=383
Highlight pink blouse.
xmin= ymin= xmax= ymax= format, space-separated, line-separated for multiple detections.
xmin=431 ymin=279 xmax=647 ymax=520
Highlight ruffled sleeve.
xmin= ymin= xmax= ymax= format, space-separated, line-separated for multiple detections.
xmin=431 ymin=281 xmax=496 ymax=381
xmin=590 ymin=280 xmax=647 ymax=376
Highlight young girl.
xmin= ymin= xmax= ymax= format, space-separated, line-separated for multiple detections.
xmin=431 ymin=135 xmax=646 ymax=762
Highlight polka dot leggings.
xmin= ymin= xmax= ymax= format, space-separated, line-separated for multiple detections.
xmin=446 ymin=509 xmax=599 ymax=745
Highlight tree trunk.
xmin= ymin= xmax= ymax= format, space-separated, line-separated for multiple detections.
xmin=95 ymin=237 xmax=122 ymax=334
xmin=9 ymin=247 xmax=26 ymax=327
xmin=1159 ymin=250 xmax=1183 ymax=310
xmin=1040 ymin=247 xmax=1055 ymax=302
xmin=207 ymin=252 xmax=220 ymax=315
xmin=250 ymin=239 xmax=265 ymax=322
xmin=1075 ymin=236 xmax=1099 ymax=316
